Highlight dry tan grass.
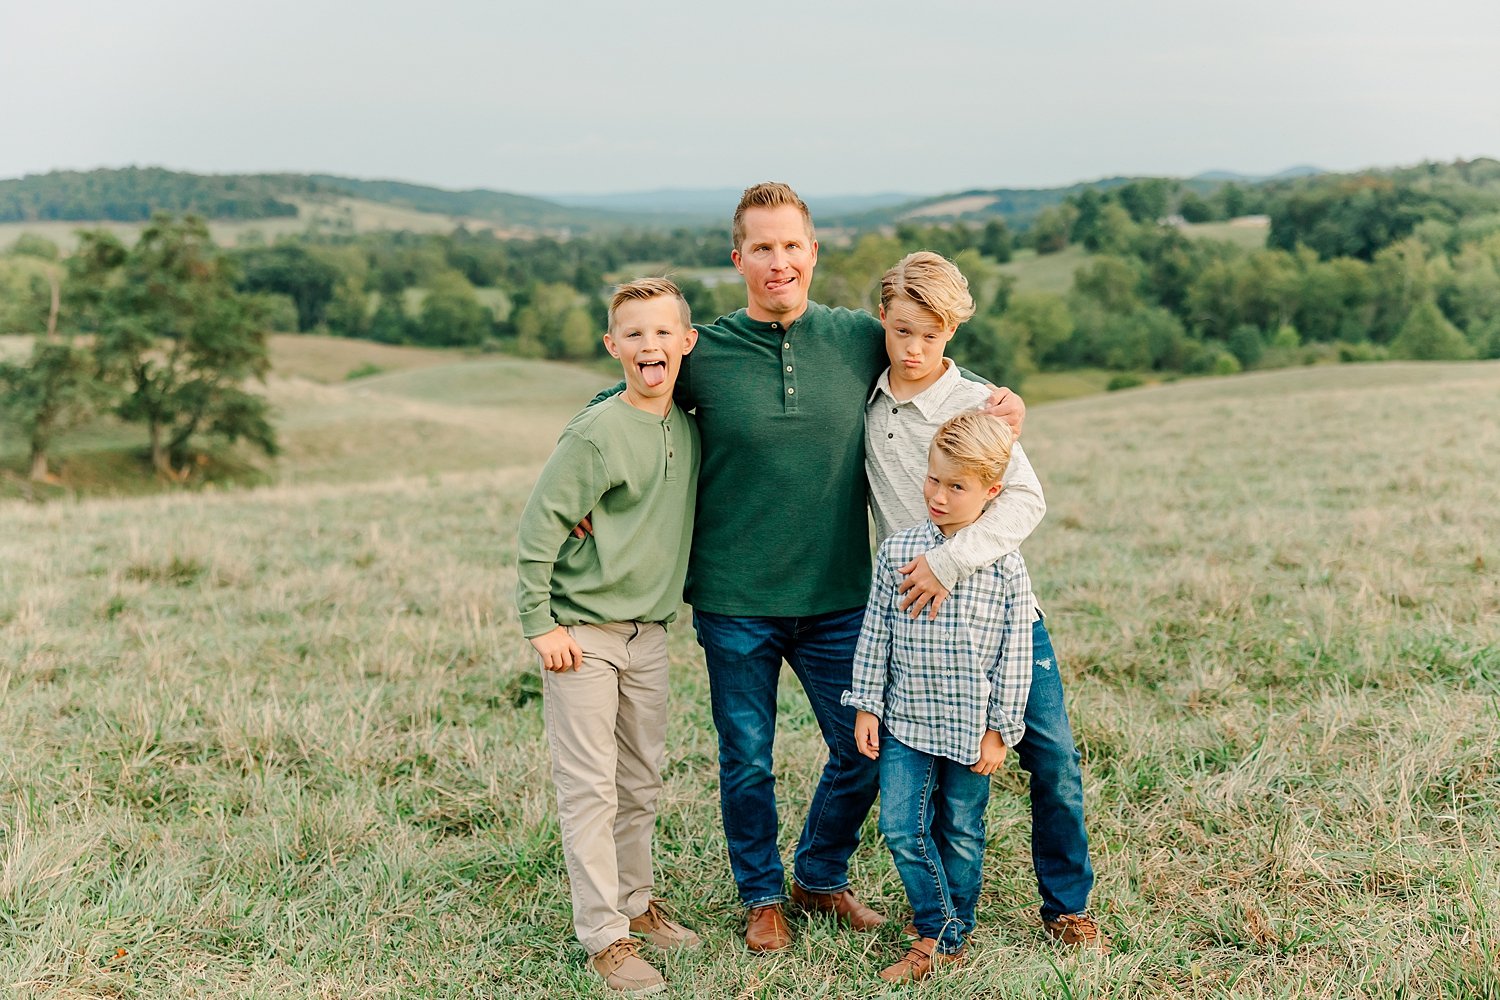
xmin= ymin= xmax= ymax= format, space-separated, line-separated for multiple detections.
xmin=2 ymin=361 xmax=1497 ymax=998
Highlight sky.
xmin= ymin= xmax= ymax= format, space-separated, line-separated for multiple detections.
xmin=3 ymin=0 xmax=1498 ymax=198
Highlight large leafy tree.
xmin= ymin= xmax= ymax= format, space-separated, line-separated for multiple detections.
xmin=74 ymin=215 xmax=277 ymax=478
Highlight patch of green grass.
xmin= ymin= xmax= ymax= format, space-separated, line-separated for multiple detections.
xmin=1000 ymin=245 xmax=1092 ymax=295
xmin=3 ymin=362 xmax=1499 ymax=997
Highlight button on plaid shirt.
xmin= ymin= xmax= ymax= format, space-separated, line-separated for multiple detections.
xmin=843 ymin=519 xmax=1035 ymax=765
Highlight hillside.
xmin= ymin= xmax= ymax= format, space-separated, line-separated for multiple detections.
xmin=0 ymin=168 xmax=664 ymax=243
xmin=3 ymin=360 xmax=1496 ymax=997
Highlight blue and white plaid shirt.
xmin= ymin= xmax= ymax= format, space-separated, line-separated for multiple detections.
xmin=843 ymin=519 xmax=1035 ymax=764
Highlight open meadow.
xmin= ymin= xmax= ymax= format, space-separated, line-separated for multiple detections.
xmin=3 ymin=356 xmax=1498 ymax=998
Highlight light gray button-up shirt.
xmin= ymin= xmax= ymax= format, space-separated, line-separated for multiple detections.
xmin=865 ymin=360 xmax=1047 ymax=594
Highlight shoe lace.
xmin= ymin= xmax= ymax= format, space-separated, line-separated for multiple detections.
xmin=601 ymin=938 xmax=642 ymax=962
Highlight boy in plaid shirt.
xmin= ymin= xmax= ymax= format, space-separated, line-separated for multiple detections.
xmin=846 ymin=411 xmax=1034 ymax=982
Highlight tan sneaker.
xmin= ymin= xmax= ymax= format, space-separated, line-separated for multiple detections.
xmin=1044 ymin=913 xmax=1110 ymax=953
xmin=878 ymin=937 xmax=966 ymax=983
xmin=629 ymin=900 xmax=702 ymax=951
xmin=590 ymin=938 xmax=666 ymax=996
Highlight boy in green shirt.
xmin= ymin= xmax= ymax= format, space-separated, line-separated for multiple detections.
xmin=515 ymin=278 xmax=702 ymax=996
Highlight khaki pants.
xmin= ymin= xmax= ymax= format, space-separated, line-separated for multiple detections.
xmin=542 ymin=620 xmax=670 ymax=955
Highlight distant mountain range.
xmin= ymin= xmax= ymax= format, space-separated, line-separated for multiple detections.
xmin=546 ymin=187 xmax=920 ymax=221
xmin=0 ymin=163 xmax=1337 ymax=235
xmin=1191 ymin=165 xmax=1325 ymax=183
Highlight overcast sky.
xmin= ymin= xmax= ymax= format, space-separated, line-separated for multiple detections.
xmin=3 ymin=0 xmax=1497 ymax=197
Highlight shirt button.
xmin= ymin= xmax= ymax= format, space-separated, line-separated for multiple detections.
xmin=892 ymin=407 xmax=899 ymax=414
xmin=783 ymin=342 xmax=790 ymax=350
xmin=771 ymin=323 xmax=779 ymax=330
xmin=668 ymin=451 xmax=674 ymax=458
xmin=785 ymin=365 xmax=792 ymax=372
xmin=787 ymin=388 xmax=795 ymax=395
xmin=888 ymin=433 xmax=894 ymax=439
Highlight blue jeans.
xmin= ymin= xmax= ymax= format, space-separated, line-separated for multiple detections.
xmin=1018 ymin=617 xmax=1095 ymax=920
xmin=693 ymin=607 xmax=881 ymax=907
xmin=878 ymin=732 xmax=989 ymax=955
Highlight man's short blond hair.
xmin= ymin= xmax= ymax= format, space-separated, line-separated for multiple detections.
xmin=607 ymin=276 xmax=692 ymax=333
xmin=732 ymin=182 xmax=814 ymax=250
xmin=880 ymin=251 xmax=976 ymax=331
xmin=930 ymin=410 xmax=1014 ymax=486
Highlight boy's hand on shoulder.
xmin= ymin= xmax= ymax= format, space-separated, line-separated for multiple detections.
xmin=570 ymin=515 xmax=593 ymax=540
xmin=898 ymin=555 xmax=951 ymax=619
xmin=531 ymin=626 xmax=584 ymax=671
xmin=854 ymin=711 xmax=881 ymax=760
xmin=980 ymin=385 xmax=1025 ymax=438
xmin=970 ymin=730 xmax=1008 ymax=775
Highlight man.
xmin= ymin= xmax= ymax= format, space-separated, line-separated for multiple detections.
xmin=682 ymin=183 xmax=1040 ymax=951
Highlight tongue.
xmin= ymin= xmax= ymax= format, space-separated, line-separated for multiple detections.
xmin=641 ymin=363 xmax=665 ymax=388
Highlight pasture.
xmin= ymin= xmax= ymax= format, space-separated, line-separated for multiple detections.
xmin=2 ymin=357 xmax=1498 ymax=998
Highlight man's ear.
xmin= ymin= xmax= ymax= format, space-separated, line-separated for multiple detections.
xmin=730 ymin=248 xmax=744 ymax=273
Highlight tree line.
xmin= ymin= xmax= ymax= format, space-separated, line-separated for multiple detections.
xmin=4 ymin=159 xmax=1497 ymax=483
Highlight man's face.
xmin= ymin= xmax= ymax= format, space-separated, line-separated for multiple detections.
xmin=731 ymin=204 xmax=818 ymax=323
xmin=881 ymin=298 xmax=955 ymax=395
xmin=604 ymin=296 xmax=697 ymax=413
xmin=923 ymin=448 xmax=1001 ymax=536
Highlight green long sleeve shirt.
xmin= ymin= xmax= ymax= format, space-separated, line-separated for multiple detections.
xmin=515 ymin=395 xmax=699 ymax=638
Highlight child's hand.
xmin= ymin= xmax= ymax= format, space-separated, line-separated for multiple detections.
xmin=980 ymin=385 xmax=1025 ymax=438
xmin=531 ymin=626 xmax=584 ymax=671
xmin=854 ymin=711 xmax=881 ymax=760
xmin=970 ymin=730 xmax=1008 ymax=775
xmin=897 ymin=555 xmax=951 ymax=619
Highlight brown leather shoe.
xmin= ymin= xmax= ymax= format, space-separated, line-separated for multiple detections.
xmin=789 ymin=883 xmax=887 ymax=931
xmin=590 ymin=938 xmax=667 ymax=995
xmin=629 ymin=900 xmax=701 ymax=951
xmin=745 ymin=903 xmax=792 ymax=952
xmin=878 ymin=937 xmax=966 ymax=983
xmin=1044 ymin=913 xmax=1110 ymax=953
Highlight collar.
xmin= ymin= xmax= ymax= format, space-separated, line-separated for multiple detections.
xmin=918 ymin=519 xmax=949 ymax=545
xmin=868 ymin=358 xmax=964 ymax=419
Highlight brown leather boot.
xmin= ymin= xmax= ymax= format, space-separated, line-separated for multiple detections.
xmin=745 ymin=903 xmax=792 ymax=952
xmin=878 ymin=937 xmax=966 ymax=983
xmin=1044 ymin=913 xmax=1110 ymax=953
xmin=789 ymin=883 xmax=887 ymax=931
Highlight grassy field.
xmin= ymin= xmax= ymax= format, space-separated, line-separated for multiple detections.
xmin=3 ymin=359 xmax=1499 ymax=998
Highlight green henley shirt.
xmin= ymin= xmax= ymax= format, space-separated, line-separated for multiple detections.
xmin=515 ymin=395 xmax=699 ymax=638
xmin=677 ymin=303 xmax=887 ymax=616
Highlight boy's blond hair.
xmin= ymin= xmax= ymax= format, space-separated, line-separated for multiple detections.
xmin=880 ymin=251 xmax=976 ymax=331
xmin=732 ymin=182 xmax=814 ymax=251
xmin=930 ymin=410 xmax=1014 ymax=486
xmin=607 ymin=276 xmax=692 ymax=333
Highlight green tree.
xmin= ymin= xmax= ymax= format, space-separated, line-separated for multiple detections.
xmin=0 ymin=339 xmax=107 ymax=481
xmin=1028 ymin=204 xmax=1077 ymax=254
xmin=414 ymin=270 xmax=492 ymax=346
xmin=1390 ymin=297 xmax=1472 ymax=360
xmin=236 ymin=243 xmax=342 ymax=331
xmin=978 ymin=218 xmax=1014 ymax=263
xmin=77 ymin=215 xmax=277 ymax=478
